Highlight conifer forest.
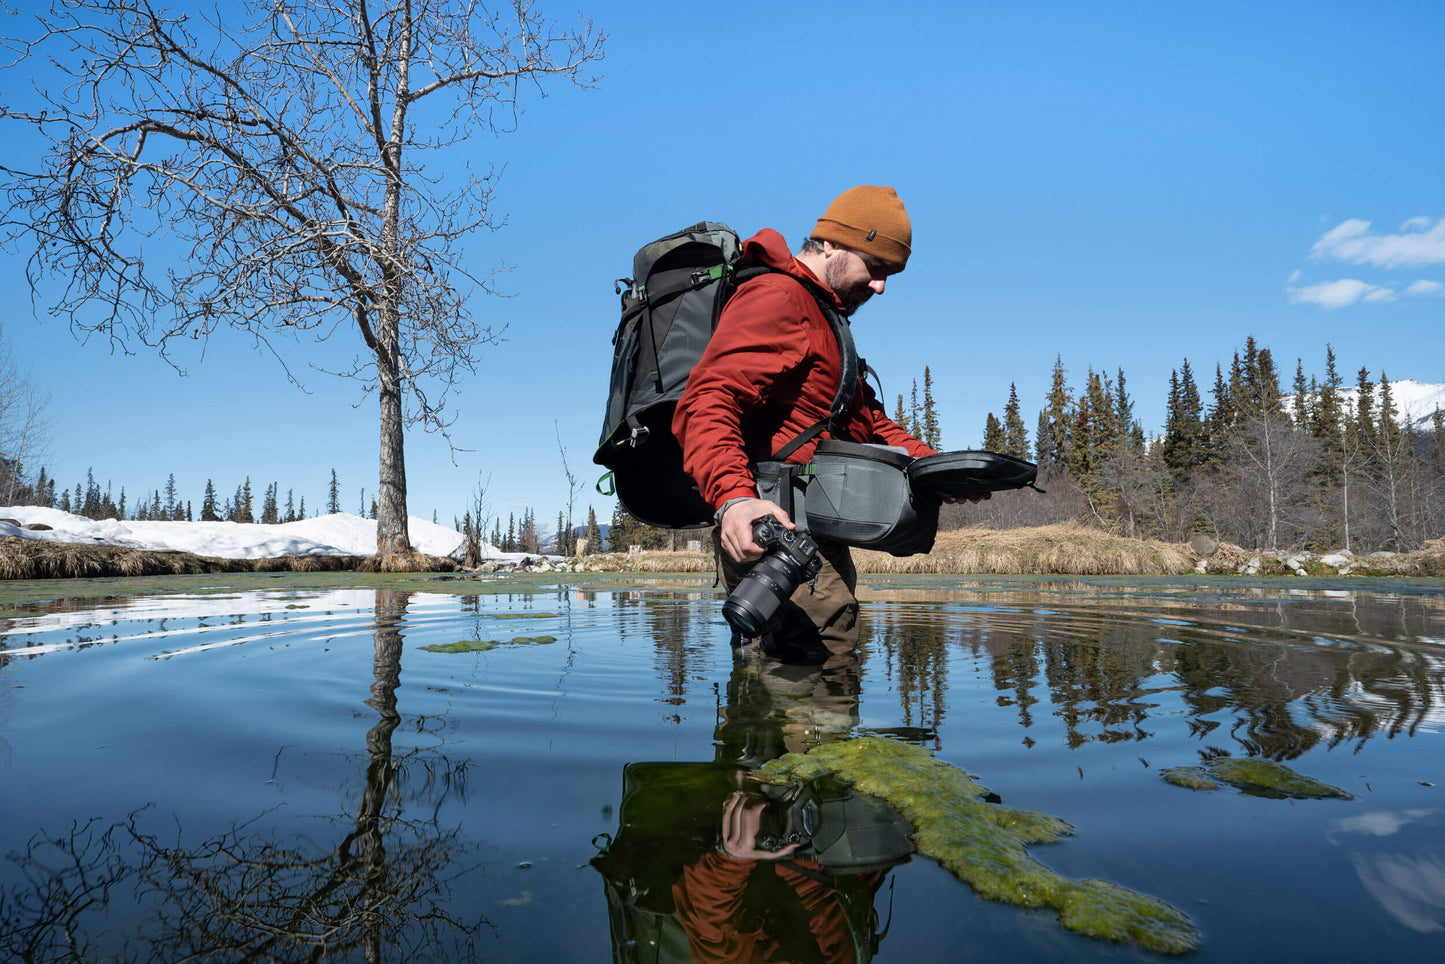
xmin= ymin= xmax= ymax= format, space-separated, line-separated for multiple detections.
xmin=4 ymin=337 xmax=1442 ymax=556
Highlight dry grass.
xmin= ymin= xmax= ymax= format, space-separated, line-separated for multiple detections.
xmin=0 ymin=538 xmax=445 ymax=580
xmin=577 ymin=550 xmax=714 ymax=573
xmin=355 ymin=550 xmax=457 ymax=573
xmin=854 ymin=522 xmax=1198 ymax=575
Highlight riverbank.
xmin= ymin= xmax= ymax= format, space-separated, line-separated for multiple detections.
xmin=5 ymin=524 xmax=1443 ymax=580
xmin=573 ymin=523 xmax=1445 ymax=578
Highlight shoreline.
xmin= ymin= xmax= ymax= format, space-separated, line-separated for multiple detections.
xmin=4 ymin=523 xmax=1443 ymax=581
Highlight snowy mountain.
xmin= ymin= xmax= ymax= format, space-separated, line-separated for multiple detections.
xmin=1288 ymin=379 xmax=1445 ymax=430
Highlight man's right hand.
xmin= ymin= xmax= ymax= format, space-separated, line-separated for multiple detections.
xmin=719 ymin=498 xmax=793 ymax=563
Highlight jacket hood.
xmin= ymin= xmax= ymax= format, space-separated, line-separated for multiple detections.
xmin=738 ymin=228 xmax=843 ymax=310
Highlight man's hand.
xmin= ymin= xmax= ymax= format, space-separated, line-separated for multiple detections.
xmin=719 ymin=498 xmax=793 ymax=563
xmin=718 ymin=791 xmax=800 ymax=861
xmin=944 ymin=491 xmax=992 ymax=505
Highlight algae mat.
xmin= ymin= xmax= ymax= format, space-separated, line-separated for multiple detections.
xmin=758 ymin=737 xmax=1199 ymax=955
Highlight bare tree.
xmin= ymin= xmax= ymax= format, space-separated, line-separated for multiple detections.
xmin=0 ymin=0 xmax=602 ymax=561
xmin=0 ymin=322 xmax=50 ymax=505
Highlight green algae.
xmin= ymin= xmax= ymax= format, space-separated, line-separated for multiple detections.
xmin=756 ymin=737 xmax=1198 ymax=955
xmin=1165 ymin=756 xmax=1353 ymax=799
xmin=1161 ymin=766 xmax=1223 ymax=791
xmin=419 ymin=635 xmax=557 ymax=654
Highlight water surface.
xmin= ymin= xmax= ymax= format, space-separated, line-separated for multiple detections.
xmin=1 ymin=574 xmax=1442 ymax=961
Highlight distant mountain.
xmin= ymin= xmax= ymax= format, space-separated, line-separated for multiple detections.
xmin=1286 ymin=378 xmax=1444 ymax=430
xmin=540 ymin=522 xmax=611 ymax=553
xmin=1340 ymin=379 xmax=1444 ymax=429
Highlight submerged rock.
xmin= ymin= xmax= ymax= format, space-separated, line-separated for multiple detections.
xmin=1161 ymin=766 xmax=1223 ymax=791
xmin=1163 ymin=756 xmax=1353 ymax=799
xmin=420 ymin=635 xmax=557 ymax=654
xmin=756 ymin=737 xmax=1198 ymax=955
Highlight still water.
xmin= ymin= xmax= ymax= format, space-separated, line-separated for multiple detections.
xmin=1 ymin=573 xmax=1442 ymax=962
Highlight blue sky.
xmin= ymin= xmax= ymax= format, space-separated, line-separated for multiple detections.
xmin=3 ymin=0 xmax=1443 ymax=533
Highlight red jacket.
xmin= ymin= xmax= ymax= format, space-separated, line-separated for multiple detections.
xmin=672 ymin=229 xmax=934 ymax=511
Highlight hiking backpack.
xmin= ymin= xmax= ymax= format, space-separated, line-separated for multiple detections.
xmin=593 ymin=222 xmax=859 ymax=528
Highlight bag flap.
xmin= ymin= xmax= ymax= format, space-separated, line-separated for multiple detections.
xmin=907 ymin=450 xmax=1038 ymax=497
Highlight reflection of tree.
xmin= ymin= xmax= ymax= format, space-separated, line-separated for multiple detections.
xmin=0 ymin=589 xmax=481 ymax=961
xmin=862 ymin=585 xmax=1445 ymax=760
xmin=868 ymin=609 xmax=948 ymax=743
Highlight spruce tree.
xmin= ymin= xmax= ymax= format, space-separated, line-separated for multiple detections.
xmin=893 ymin=393 xmax=907 ymax=429
xmin=201 ymin=479 xmax=220 ymax=522
xmin=261 ymin=482 xmax=279 ymax=524
xmin=1001 ymin=383 xmax=1029 ymax=459
xmin=1039 ymin=355 xmax=1072 ymax=474
xmin=908 ymin=379 xmax=922 ymax=439
xmin=327 ymin=469 xmax=341 ymax=515
xmin=983 ymin=412 xmax=1005 ymax=452
xmin=584 ymin=505 xmax=602 ymax=554
xmin=238 ymin=477 xmax=254 ymax=524
xmin=921 ymin=366 xmax=941 ymax=449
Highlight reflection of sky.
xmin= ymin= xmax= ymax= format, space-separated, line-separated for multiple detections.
xmin=1331 ymin=810 xmax=1445 ymax=933
xmin=0 ymin=590 xmax=379 ymax=658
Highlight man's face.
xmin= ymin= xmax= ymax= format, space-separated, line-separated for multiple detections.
xmin=823 ymin=246 xmax=898 ymax=316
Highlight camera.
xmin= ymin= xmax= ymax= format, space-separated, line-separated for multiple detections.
xmin=721 ymin=517 xmax=822 ymax=638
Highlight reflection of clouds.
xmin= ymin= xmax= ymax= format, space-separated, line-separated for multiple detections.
xmin=1350 ymin=851 xmax=1445 ymax=933
xmin=1332 ymin=810 xmax=1445 ymax=933
xmin=1332 ymin=809 xmax=1435 ymax=838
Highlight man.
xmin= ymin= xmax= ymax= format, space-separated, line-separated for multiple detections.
xmin=673 ymin=185 xmax=950 ymax=665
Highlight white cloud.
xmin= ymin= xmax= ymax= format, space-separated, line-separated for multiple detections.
xmin=1287 ymin=269 xmax=1301 ymax=283
xmin=1406 ymin=279 xmax=1444 ymax=296
xmin=1288 ymin=278 xmax=1386 ymax=309
xmin=1310 ymin=217 xmax=1445 ymax=268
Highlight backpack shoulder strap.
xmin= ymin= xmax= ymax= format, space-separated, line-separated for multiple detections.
xmin=773 ymin=298 xmax=859 ymax=462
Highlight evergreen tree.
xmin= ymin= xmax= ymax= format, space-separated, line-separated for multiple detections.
xmin=519 ymin=508 xmax=539 ymax=554
xmin=505 ymin=512 xmax=516 ymax=552
xmin=1038 ymin=355 xmax=1072 ymax=474
xmin=238 ymin=477 xmax=254 ymax=524
xmin=298 ymin=495 xmax=307 ymax=519
xmin=370 ymin=496 xmax=378 ymax=520
xmin=893 ymin=393 xmax=907 ymax=428
xmin=1162 ymin=361 xmax=1204 ymax=479
xmin=285 ymin=488 xmax=295 ymax=523
xmin=117 ymin=487 xmax=127 ymax=520
xmin=908 ymin=378 xmax=922 ymax=439
xmin=59 ymin=487 xmax=72 ymax=513
xmin=201 ymin=479 xmax=219 ymax=522
xmin=164 ymin=473 xmax=178 ymax=519
xmin=327 ymin=469 xmax=341 ymax=515
xmin=921 ymin=365 xmax=941 ymax=449
xmin=1114 ymin=368 xmax=1144 ymax=452
xmin=584 ymin=505 xmax=602 ymax=554
xmin=1291 ymin=359 xmax=1310 ymax=426
xmin=260 ymin=482 xmax=279 ymax=524
xmin=983 ymin=412 xmax=1005 ymax=452
xmin=1001 ymin=383 xmax=1029 ymax=459
xmin=556 ymin=510 xmax=567 ymax=555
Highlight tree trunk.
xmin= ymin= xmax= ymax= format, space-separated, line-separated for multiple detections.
xmin=376 ymin=303 xmax=412 ymax=554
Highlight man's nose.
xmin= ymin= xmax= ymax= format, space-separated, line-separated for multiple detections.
xmin=869 ymin=277 xmax=886 ymax=295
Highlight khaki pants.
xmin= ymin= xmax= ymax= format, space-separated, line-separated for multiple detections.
xmin=714 ymin=529 xmax=859 ymax=665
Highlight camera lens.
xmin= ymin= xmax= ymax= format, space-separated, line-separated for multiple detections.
xmin=722 ymin=555 xmax=797 ymax=636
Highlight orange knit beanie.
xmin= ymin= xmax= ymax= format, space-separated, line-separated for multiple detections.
xmin=811 ymin=185 xmax=911 ymax=269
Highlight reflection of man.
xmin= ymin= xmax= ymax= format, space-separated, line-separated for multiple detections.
xmin=593 ymin=653 xmax=910 ymax=964
xmin=671 ymin=653 xmax=899 ymax=964
xmin=673 ymin=186 xmax=936 ymax=666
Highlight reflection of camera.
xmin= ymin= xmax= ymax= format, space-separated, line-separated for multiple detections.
xmin=752 ymin=781 xmax=820 ymax=853
xmin=722 ymin=517 xmax=823 ymax=638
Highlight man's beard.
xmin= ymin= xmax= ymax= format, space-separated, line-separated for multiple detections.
xmin=825 ymin=257 xmax=873 ymax=316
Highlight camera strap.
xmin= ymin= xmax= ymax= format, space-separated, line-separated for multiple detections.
xmin=771 ymin=302 xmax=861 ymax=463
